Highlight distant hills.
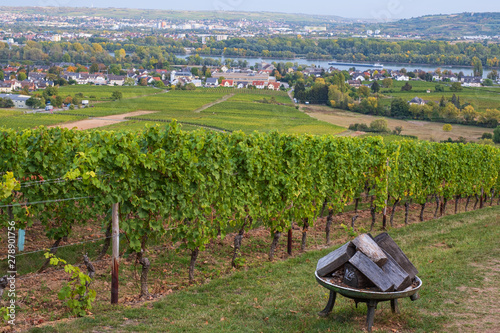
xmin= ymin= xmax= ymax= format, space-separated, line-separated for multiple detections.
xmin=374 ymin=12 xmax=500 ymax=38
xmin=0 ymin=6 xmax=352 ymax=24
xmin=1 ymin=7 xmax=499 ymax=38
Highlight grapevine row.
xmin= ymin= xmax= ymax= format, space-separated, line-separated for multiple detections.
xmin=1 ymin=124 xmax=499 ymax=283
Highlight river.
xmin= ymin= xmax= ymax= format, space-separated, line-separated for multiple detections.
xmin=176 ymin=54 xmax=492 ymax=78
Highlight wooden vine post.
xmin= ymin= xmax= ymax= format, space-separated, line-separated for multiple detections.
xmin=287 ymin=228 xmax=292 ymax=255
xmin=382 ymin=158 xmax=389 ymax=229
xmin=111 ymin=203 xmax=119 ymax=304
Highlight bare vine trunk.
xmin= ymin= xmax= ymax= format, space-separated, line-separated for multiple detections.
xmin=269 ymin=231 xmax=282 ymax=261
xmin=38 ymin=238 xmax=63 ymax=273
xmin=465 ymin=196 xmax=471 ymax=211
xmin=454 ymin=195 xmax=460 ymax=214
xmin=404 ymin=201 xmax=410 ymax=225
xmin=320 ymin=198 xmax=328 ymax=217
xmin=420 ymin=202 xmax=426 ymax=222
xmin=370 ymin=196 xmax=376 ymax=231
xmin=231 ymin=224 xmax=246 ymax=268
xmin=442 ymin=198 xmax=448 ymax=216
xmin=351 ymin=215 xmax=359 ymax=229
xmin=189 ymin=247 xmax=199 ymax=283
xmin=83 ymin=254 xmax=95 ymax=297
xmin=354 ymin=198 xmax=360 ymax=213
xmin=434 ymin=195 xmax=440 ymax=218
xmin=325 ymin=209 xmax=334 ymax=245
xmin=300 ymin=218 xmax=309 ymax=252
xmin=490 ymin=190 xmax=495 ymax=206
xmin=390 ymin=199 xmax=400 ymax=227
xmin=97 ymin=221 xmax=112 ymax=260
xmin=479 ymin=188 xmax=484 ymax=209
xmin=139 ymin=256 xmax=151 ymax=298
xmin=474 ymin=194 xmax=479 ymax=210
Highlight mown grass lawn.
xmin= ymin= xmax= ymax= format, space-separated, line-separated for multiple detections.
xmin=33 ymin=206 xmax=500 ymax=333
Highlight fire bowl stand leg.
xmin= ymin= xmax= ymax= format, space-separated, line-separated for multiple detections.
xmin=318 ymin=290 xmax=337 ymax=317
xmin=366 ymin=300 xmax=378 ymax=332
xmin=391 ymin=299 xmax=400 ymax=314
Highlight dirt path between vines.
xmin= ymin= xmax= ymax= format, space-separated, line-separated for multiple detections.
xmin=49 ymin=111 xmax=159 ymax=130
xmin=194 ymin=93 xmax=234 ymax=113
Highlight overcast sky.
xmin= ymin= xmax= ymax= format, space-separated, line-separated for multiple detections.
xmin=11 ymin=0 xmax=500 ymax=20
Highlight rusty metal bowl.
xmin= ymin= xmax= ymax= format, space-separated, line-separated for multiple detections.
xmin=315 ymin=271 xmax=422 ymax=300
xmin=315 ymin=271 xmax=422 ymax=332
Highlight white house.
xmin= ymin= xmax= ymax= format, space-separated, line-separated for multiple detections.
xmin=394 ymin=74 xmax=409 ymax=81
xmin=107 ymin=75 xmax=126 ymax=86
xmin=0 ymin=94 xmax=31 ymax=108
xmin=205 ymin=78 xmax=218 ymax=87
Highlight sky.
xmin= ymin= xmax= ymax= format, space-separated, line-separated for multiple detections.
xmin=9 ymin=0 xmax=500 ymax=20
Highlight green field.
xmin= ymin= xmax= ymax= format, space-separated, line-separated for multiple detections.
xmin=0 ymin=87 xmax=343 ymax=135
xmin=53 ymin=88 xmax=344 ymax=135
xmin=57 ymin=85 xmax=161 ymax=101
xmin=0 ymin=112 xmax=85 ymax=130
xmin=380 ymin=81 xmax=500 ymax=112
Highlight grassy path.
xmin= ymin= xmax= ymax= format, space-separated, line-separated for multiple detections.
xmin=34 ymin=206 xmax=500 ymax=333
xmin=194 ymin=93 xmax=235 ymax=113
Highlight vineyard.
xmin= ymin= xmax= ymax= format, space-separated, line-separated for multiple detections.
xmin=1 ymin=124 xmax=500 ymax=327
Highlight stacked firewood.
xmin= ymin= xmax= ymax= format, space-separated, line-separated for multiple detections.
xmin=316 ymin=233 xmax=418 ymax=292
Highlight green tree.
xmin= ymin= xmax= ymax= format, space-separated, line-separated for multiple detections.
xmin=461 ymin=105 xmax=477 ymax=123
xmin=17 ymin=72 xmax=27 ymax=81
xmin=0 ymin=97 xmax=14 ymax=108
xmin=381 ymin=78 xmax=393 ymax=88
xmin=443 ymin=124 xmax=453 ymax=132
xmin=62 ymin=53 xmax=71 ymax=62
xmin=450 ymin=82 xmax=463 ymax=92
xmin=154 ymin=80 xmax=165 ymax=88
xmin=89 ymin=63 xmax=99 ymax=74
xmin=483 ymin=79 xmax=493 ymax=86
xmin=472 ymin=56 xmax=483 ymax=77
xmin=393 ymin=126 xmax=403 ymax=135
xmin=26 ymin=96 xmax=45 ymax=109
xmin=111 ymin=91 xmax=123 ymax=100
xmin=493 ymin=126 xmax=500 ymax=143
xmin=53 ymin=95 xmax=63 ymax=108
xmin=435 ymin=84 xmax=444 ymax=92
xmin=294 ymin=81 xmax=306 ymax=101
xmin=390 ymin=98 xmax=410 ymax=118
xmin=43 ymin=86 xmax=59 ymax=99
xmin=185 ymin=83 xmax=196 ymax=90
xmin=371 ymin=80 xmax=380 ymax=93
xmin=114 ymin=48 xmax=126 ymax=61
xmin=358 ymin=85 xmax=370 ymax=97
xmin=487 ymin=70 xmax=498 ymax=81
xmin=401 ymin=82 xmax=412 ymax=91
xmin=124 ymin=77 xmax=135 ymax=86
xmin=0 ymin=71 xmax=4 ymax=80
xmin=369 ymin=119 xmax=389 ymax=133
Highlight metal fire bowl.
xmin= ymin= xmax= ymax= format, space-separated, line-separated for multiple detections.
xmin=315 ymin=270 xmax=422 ymax=300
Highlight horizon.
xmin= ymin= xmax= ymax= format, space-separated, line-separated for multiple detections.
xmin=4 ymin=1 xmax=500 ymax=20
